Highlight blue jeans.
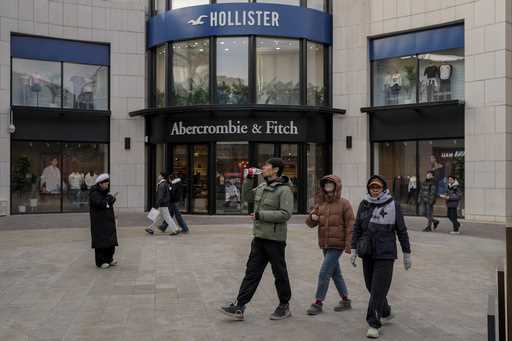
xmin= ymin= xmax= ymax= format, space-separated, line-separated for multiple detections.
xmin=169 ymin=203 xmax=189 ymax=232
xmin=315 ymin=248 xmax=348 ymax=301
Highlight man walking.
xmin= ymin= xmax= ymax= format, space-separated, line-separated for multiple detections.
xmin=145 ymin=172 xmax=179 ymax=236
xmin=419 ymin=171 xmax=439 ymax=232
xmin=160 ymin=174 xmax=190 ymax=234
xmin=220 ymin=158 xmax=294 ymax=321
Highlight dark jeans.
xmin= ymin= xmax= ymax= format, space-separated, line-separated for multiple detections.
xmin=362 ymin=258 xmax=394 ymax=329
xmin=421 ymin=202 xmax=439 ymax=227
xmin=236 ymin=238 xmax=292 ymax=307
xmin=447 ymin=207 xmax=460 ymax=231
xmin=95 ymin=246 xmax=115 ymax=267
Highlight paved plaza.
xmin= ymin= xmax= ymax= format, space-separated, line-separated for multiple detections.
xmin=0 ymin=216 xmax=506 ymax=341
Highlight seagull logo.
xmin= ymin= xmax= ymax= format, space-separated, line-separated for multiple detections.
xmin=188 ymin=15 xmax=208 ymax=26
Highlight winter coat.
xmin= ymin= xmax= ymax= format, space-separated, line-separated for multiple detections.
xmin=242 ymin=176 xmax=294 ymax=242
xmin=351 ymin=175 xmax=411 ymax=260
xmin=169 ymin=178 xmax=184 ymax=204
xmin=305 ymin=175 xmax=355 ymax=253
xmin=89 ymin=185 xmax=118 ymax=249
xmin=155 ymin=179 xmax=171 ymax=208
xmin=418 ymin=179 xmax=437 ymax=205
xmin=445 ymin=181 xmax=462 ymax=208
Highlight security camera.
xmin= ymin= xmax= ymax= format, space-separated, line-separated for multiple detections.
xmin=8 ymin=124 xmax=15 ymax=134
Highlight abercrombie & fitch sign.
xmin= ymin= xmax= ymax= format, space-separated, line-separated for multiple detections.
xmin=171 ymin=120 xmax=298 ymax=137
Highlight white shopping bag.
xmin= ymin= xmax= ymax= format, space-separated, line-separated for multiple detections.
xmin=147 ymin=208 xmax=160 ymax=222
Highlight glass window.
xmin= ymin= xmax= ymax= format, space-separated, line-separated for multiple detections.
xmin=418 ymin=48 xmax=464 ymax=102
xmin=172 ymin=145 xmax=189 ymax=213
xmin=257 ymin=0 xmax=300 ymax=5
xmin=154 ymin=0 xmax=166 ymax=14
xmin=255 ymin=144 xmax=275 ymax=167
xmin=217 ymin=0 xmax=249 ymax=2
xmin=63 ymin=63 xmax=108 ymax=110
xmin=156 ymin=45 xmax=167 ymax=107
xmin=256 ymin=38 xmax=300 ymax=105
xmin=372 ymin=56 xmax=417 ymax=106
xmin=280 ymin=144 xmax=298 ymax=213
xmin=171 ymin=0 xmax=209 ymax=9
xmin=12 ymin=58 xmax=62 ymax=108
xmin=308 ymin=0 xmax=326 ymax=11
xmin=307 ymin=41 xmax=325 ymax=106
xmin=374 ymin=141 xmax=418 ymax=215
xmin=419 ymin=139 xmax=464 ymax=216
xmin=173 ymin=39 xmax=209 ymax=105
xmin=63 ymin=143 xmax=109 ymax=212
xmin=216 ymin=142 xmax=249 ymax=214
xmin=307 ymin=143 xmax=326 ymax=210
xmin=192 ymin=144 xmax=208 ymax=213
xmin=217 ymin=37 xmax=249 ymax=105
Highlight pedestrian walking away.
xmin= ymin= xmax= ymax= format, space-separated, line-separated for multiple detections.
xmin=145 ymin=171 xmax=179 ymax=236
xmin=440 ymin=175 xmax=462 ymax=234
xmin=305 ymin=175 xmax=355 ymax=316
xmin=159 ymin=173 xmax=190 ymax=234
xmin=419 ymin=171 xmax=439 ymax=232
xmin=88 ymin=173 xmax=119 ymax=269
xmin=350 ymin=175 xmax=412 ymax=339
xmin=220 ymin=158 xmax=294 ymax=322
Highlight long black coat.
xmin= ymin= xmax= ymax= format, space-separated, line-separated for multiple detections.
xmin=89 ymin=185 xmax=118 ymax=249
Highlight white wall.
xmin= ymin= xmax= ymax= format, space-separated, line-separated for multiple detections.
xmin=0 ymin=0 xmax=147 ymax=214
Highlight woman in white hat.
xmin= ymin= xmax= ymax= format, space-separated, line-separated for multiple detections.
xmin=89 ymin=173 xmax=118 ymax=269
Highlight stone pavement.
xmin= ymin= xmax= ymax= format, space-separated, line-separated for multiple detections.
xmin=0 ymin=221 xmax=505 ymax=341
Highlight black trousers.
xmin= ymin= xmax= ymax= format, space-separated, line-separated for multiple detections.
xmin=94 ymin=246 xmax=115 ymax=267
xmin=236 ymin=238 xmax=292 ymax=307
xmin=363 ymin=258 xmax=394 ymax=329
xmin=447 ymin=207 xmax=460 ymax=231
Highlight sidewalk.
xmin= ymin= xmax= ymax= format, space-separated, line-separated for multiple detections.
xmin=0 ymin=211 xmax=506 ymax=240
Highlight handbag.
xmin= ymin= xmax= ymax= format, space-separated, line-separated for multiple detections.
xmin=147 ymin=208 xmax=160 ymax=222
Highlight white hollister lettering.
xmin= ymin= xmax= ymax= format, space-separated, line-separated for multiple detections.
xmin=208 ymin=10 xmax=280 ymax=27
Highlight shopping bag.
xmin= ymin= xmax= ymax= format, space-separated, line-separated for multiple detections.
xmin=147 ymin=208 xmax=160 ymax=222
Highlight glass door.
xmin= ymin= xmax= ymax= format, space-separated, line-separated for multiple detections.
xmin=191 ymin=144 xmax=208 ymax=213
xmin=171 ymin=145 xmax=189 ymax=213
xmin=280 ymin=144 xmax=299 ymax=213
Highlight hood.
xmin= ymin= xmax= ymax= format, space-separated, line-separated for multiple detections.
xmin=90 ymin=184 xmax=108 ymax=194
xmin=366 ymin=175 xmax=388 ymax=194
xmin=268 ymin=175 xmax=291 ymax=188
xmin=320 ymin=174 xmax=342 ymax=200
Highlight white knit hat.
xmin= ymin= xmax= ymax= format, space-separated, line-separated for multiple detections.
xmin=95 ymin=173 xmax=110 ymax=184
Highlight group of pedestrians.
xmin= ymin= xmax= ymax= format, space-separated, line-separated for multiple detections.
xmin=219 ymin=159 xmax=411 ymax=339
xmin=419 ymin=171 xmax=462 ymax=234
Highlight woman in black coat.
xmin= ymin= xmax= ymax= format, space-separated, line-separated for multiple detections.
xmin=350 ymin=175 xmax=411 ymax=339
xmin=89 ymin=173 xmax=118 ymax=269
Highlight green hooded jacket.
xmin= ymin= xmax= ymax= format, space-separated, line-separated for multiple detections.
xmin=242 ymin=176 xmax=294 ymax=242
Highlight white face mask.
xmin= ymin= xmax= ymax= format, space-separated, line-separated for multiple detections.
xmin=324 ymin=183 xmax=335 ymax=193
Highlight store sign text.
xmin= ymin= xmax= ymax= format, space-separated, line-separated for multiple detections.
xmin=170 ymin=120 xmax=299 ymax=136
xmin=188 ymin=10 xmax=280 ymax=27
xmin=441 ymin=151 xmax=465 ymax=159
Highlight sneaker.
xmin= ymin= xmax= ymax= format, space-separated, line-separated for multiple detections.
xmin=381 ymin=312 xmax=394 ymax=324
xmin=366 ymin=327 xmax=380 ymax=339
xmin=450 ymin=231 xmax=460 ymax=235
xmin=100 ymin=263 xmax=110 ymax=269
xmin=433 ymin=220 xmax=439 ymax=231
xmin=109 ymin=260 xmax=118 ymax=266
xmin=145 ymin=228 xmax=154 ymax=235
xmin=334 ymin=299 xmax=352 ymax=312
xmin=306 ymin=303 xmax=323 ymax=315
xmin=169 ymin=230 xmax=180 ymax=236
xmin=270 ymin=303 xmax=291 ymax=320
xmin=422 ymin=226 xmax=432 ymax=232
xmin=219 ymin=303 xmax=245 ymax=321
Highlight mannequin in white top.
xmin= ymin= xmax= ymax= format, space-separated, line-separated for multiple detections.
xmin=41 ymin=158 xmax=61 ymax=194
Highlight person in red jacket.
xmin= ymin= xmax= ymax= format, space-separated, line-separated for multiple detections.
xmin=305 ymin=175 xmax=355 ymax=315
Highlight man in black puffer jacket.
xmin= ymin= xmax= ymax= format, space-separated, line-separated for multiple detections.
xmin=350 ymin=175 xmax=411 ymax=339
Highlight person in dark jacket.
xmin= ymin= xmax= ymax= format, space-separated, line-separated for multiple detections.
xmin=305 ymin=175 xmax=355 ymax=315
xmin=440 ymin=175 xmax=462 ymax=234
xmin=145 ymin=172 xmax=179 ymax=236
xmin=350 ymin=175 xmax=411 ymax=339
xmin=159 ymin=174 xmax=190 ymax=234
xmin=89 ymin=173 xmax=118 ymax=269
xmin=220 ymin=158 xmax=294 ymax=322
xmin=419 ymin=171 xmax=439 ymax=232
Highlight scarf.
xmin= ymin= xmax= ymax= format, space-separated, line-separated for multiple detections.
xmin=364 ymin=189 xmax=393 ymax=205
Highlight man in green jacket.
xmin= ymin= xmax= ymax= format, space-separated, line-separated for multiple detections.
xmin=220 ymin=158 xmax=294 ymax=321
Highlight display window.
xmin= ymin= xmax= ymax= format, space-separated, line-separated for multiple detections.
xmin=171 ymin=0 xmax=209 ymax=10
xmin=217 ymin=37 xmax=249 ymax=105
xmin=216 ymin=142 xmax=249 ymax=214
xmin=372 ymin=56 xmax=417 ymax=106
xmin=307 ymin=41 xmax=325 ymax=106
xmin=155 ymin=45 xmax=167 ymax=107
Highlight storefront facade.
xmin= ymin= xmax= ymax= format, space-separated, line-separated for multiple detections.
xmin=133 ymin=0 xmax=340 ymax=214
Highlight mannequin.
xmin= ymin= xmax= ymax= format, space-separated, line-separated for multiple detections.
xmin=423 ymin=64 xmax=440 ymax=101
xmin=69 ymin=171 xmax=84 ymax=208
xmin=384 ymin=70 xmax=402 ymax=105
xmin=439 ymin=64 xmax=453 ymax=100
xmin=29 ymin=72 xmax=43 ymax=105
xmin=85 ymin=171 xmax=98 ymax=189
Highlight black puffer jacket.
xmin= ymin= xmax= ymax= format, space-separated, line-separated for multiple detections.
xmin=155 ymin=180 xmax=171 ymax=207
xmin=351 ymin=175 xmax=411 ymax=260
xmin=89 ymin=185 xmax=118 ymax=249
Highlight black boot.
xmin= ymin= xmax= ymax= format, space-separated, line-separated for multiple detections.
xmin=423 ymin=226 xmax=432 ymax=232
xmin=432 ymin=220 xmax=439 ymax=231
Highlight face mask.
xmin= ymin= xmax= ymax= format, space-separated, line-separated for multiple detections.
xmin=324 ymin=183 xmax=335 ymax=192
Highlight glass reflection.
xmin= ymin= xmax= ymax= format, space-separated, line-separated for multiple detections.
xmin=63 ymin=63 xmax=108 ymax=110
xmin=173 ymin=39 xmax=209 ymax=105
xmin=307 ymin=41 xmax=325 ymax=105
xmin=172 ymin=0 xmax=209 ymax=9
xmin=156 ymin=45 xmax=167 ymax=107
xmin=217 ymin=37 xmax=249 ymax=104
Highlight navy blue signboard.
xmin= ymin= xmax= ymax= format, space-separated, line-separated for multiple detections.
xmin=147 ymin=3 xmax=332 ymax=48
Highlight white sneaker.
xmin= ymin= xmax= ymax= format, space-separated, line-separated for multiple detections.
xmin=367 ymin=327 xmax=380 ymax=339
xmin=100 ymin=263 xmax=110 ymax=269
xmin=450 ymin=231 xmax=460 ymax=235
xmin=110 ymin=260 xmax=118 ymax=266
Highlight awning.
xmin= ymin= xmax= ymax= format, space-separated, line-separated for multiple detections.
xmin=360 ymin=100 xmax=464 ymax=142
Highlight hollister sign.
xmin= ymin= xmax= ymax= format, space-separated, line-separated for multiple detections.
xmin=188 ymin=10 xmax=280 ymax=28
